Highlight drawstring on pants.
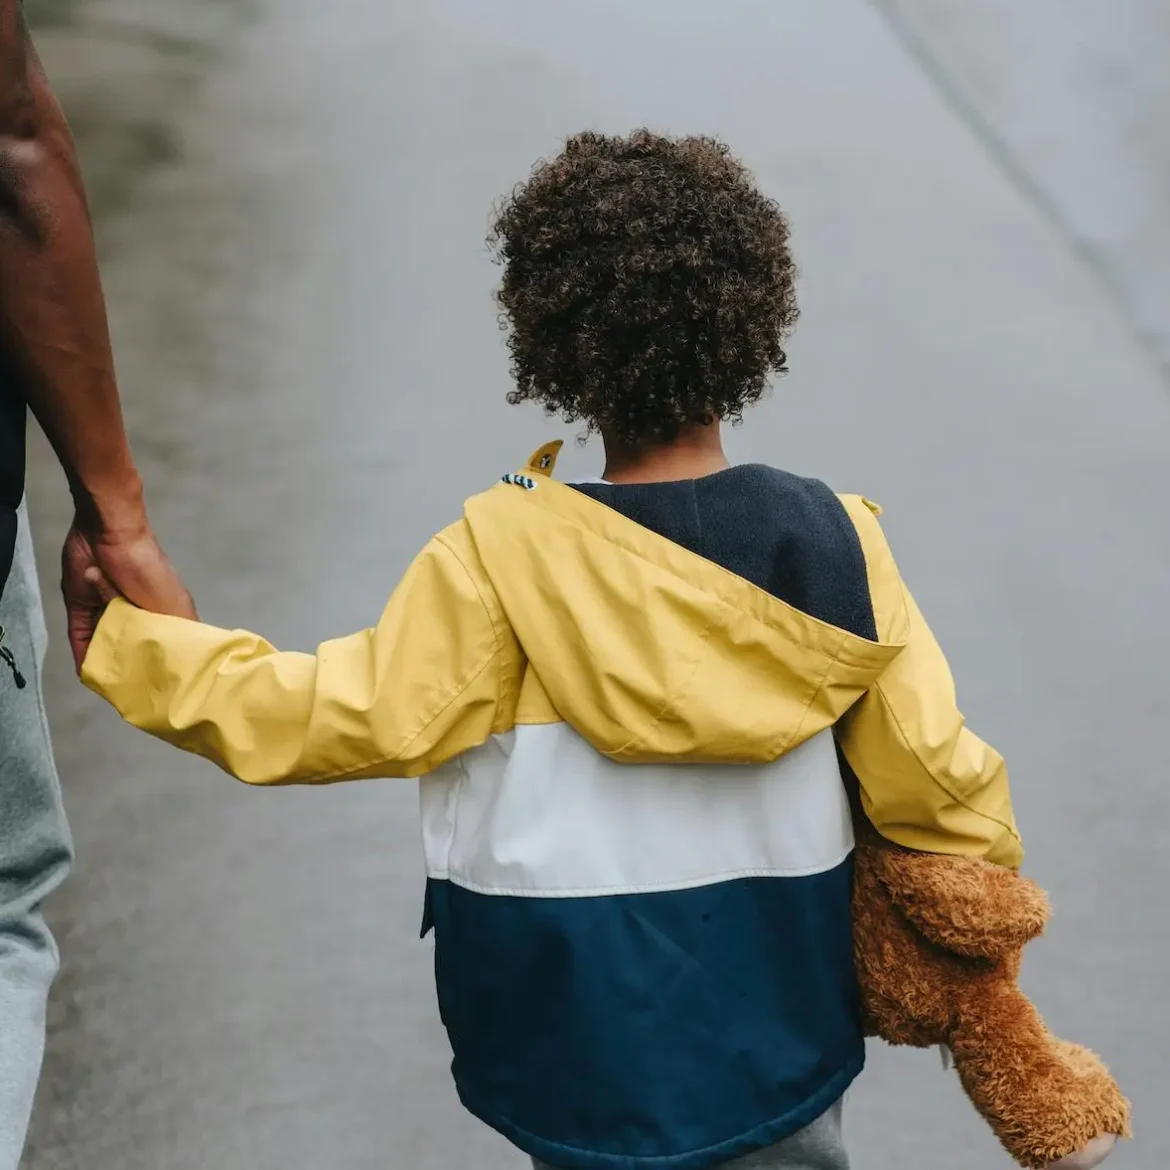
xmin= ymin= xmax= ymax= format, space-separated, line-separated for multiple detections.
xmin=0 ymin=624 xmax=27 ymax=689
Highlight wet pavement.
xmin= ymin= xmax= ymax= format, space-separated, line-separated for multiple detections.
xmin=18 ymin=1 xmax=1170 ymax=1167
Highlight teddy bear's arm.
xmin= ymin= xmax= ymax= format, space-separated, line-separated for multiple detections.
xmin=871 ymin=845 xmax=1049 ymax=960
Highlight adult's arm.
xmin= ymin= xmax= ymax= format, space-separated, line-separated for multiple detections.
xmin=0 ymin=1 xmax=194 ymax=668
xmin=0 ymin=2 xmax=135 ymax=519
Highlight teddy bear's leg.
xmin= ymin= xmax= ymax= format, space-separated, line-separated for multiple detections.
xmin=948 ymin=986 xmax=1130 ymax=1169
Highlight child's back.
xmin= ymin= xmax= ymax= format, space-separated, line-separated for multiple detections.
xmin=420 ymin=464 xmax=884 ymax=1168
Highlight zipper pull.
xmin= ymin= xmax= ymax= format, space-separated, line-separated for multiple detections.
xmin=0 ymin=626 xmax=27 ymax=690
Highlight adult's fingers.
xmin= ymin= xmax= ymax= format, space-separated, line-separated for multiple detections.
xmin=95 ymin=533 xmax=197 ymax=621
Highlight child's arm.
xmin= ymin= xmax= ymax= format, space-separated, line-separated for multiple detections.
xmin=834 ymin=496 xmax=1023 ymax=870
xmin=80 ymin=527 xmax=517 ymax=785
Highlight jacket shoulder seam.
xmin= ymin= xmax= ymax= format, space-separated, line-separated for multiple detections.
xmin=296 ymin=536 xmax=505 ymax=782
xmin=835 ymin=494 xmax=908 ymax=645
xmin=433 ymin=529 xmax=518 ymax=738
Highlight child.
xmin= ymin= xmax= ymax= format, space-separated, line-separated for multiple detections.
xmin=78 ymin=131 xmax=1021 ymax=1170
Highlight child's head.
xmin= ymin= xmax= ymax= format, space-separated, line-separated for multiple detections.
xmin=490 ymin=130 xmax=798 ymax=448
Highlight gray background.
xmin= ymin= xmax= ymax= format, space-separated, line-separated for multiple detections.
xmin=19 ymin=0 xmax=1170 ymax=1167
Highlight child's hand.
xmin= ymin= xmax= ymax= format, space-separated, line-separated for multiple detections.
xmin=1049 ymin=1135 xmax=1117 ymax=1169
xmin=82 ymin=565 xmax=120 ymax=606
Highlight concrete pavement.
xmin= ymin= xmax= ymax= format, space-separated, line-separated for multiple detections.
xmin=876 ymin=0 xmax=1170 ymax=379
xmin=21 ymin=0 xmax=1170 ymax=1166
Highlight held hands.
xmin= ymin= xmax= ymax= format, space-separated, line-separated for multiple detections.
xmin=62 ymin=503 xmax=197 ymax=672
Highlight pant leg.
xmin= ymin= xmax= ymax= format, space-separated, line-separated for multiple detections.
xmin=0 ymin=499 xmax=73 ymax=1170
xmin=709 ymin=1102 xmax=849 ymax=1170
xmin=531 ymin=1098 xmax=849 ymax=1170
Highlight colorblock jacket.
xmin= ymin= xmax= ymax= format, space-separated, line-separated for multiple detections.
xmin=82 ymin=441 xmax=1021 ymax=1170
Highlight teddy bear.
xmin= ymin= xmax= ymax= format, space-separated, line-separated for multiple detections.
xmin=851 ymin=813 xmax=1131 ymax=1168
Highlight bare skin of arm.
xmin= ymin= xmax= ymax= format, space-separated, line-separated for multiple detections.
xmin=0 ymin=1 xmax=194 ymax=667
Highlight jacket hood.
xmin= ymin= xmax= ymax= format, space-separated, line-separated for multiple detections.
xmin=463 ymin=443 xmax=907 ymax=765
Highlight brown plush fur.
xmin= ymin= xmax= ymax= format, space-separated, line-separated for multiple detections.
xmin=852 ymin=817 xmax=1131 ymax=1167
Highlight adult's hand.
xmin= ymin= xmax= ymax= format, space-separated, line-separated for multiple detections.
xmin=62 ymin=490 xmax=196 ymax=672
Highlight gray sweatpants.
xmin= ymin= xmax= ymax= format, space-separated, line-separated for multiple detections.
xmin=0 ymin=500 xmax=72 ymax=1170
xmin=532 ymin=1099 xmax=848 ymax=1170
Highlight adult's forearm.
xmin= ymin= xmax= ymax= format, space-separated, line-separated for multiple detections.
xmin=0 ymin=4 xmax=141 ymax=528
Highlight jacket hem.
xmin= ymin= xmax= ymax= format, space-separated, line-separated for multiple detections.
xmin=429 ymin=850 xmax=855 ymax=899
xmin=453 ymin=1050 xmax=863 ymax=1170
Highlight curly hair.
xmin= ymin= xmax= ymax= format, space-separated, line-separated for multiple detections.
xmin=489 ymin=130 xmax=799 ymax=446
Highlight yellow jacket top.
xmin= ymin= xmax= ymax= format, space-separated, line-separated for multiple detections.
xmin=82 ymin=441 xmax=1020 ymax=867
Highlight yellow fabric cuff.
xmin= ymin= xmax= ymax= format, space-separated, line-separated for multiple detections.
xmin=80 ymin=596 xmax=137 ymax=697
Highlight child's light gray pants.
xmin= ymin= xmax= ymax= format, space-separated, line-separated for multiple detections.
xmin=532 ymin=1099 xmax=847 ymax=1170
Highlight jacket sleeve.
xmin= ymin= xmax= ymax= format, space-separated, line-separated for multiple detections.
xmin=834 ymin=496 xmax=1023 ymax=869
xmin=80 ymin=527 xmax=517 ymax=785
